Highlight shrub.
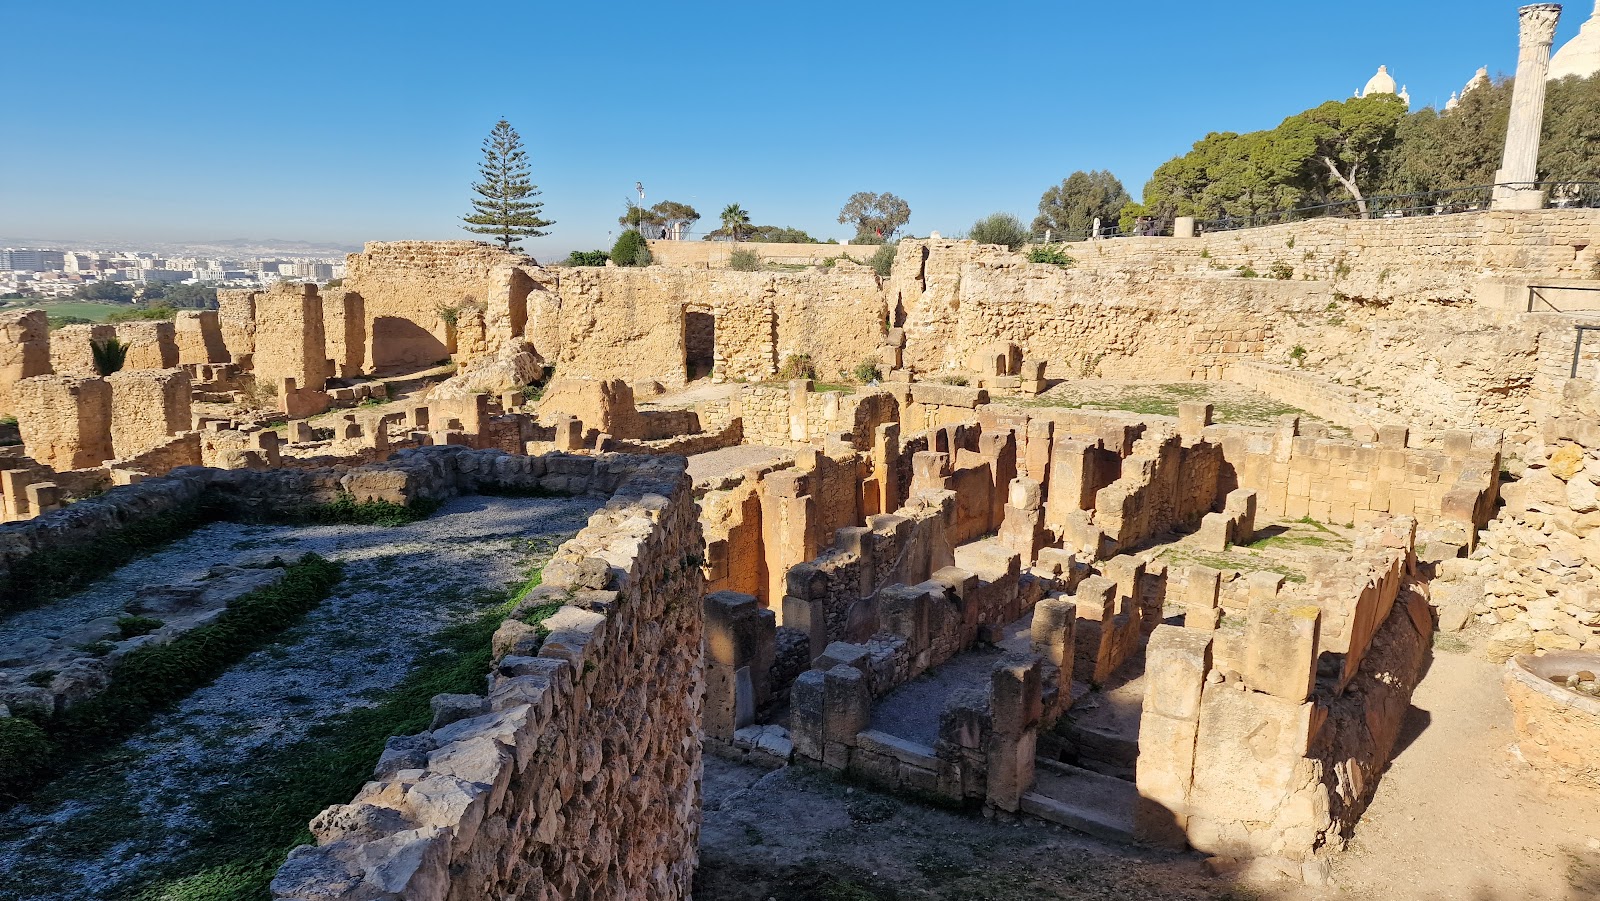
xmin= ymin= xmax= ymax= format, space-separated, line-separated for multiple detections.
xmin=300 ymin=493 xmax=438 ymax=527
xmin=1290 ymin=345 xmax=1308 ymax=365
xmin=611 ymin=230 xmax=652 ymax=267
xmin=106 ymin=305 xmax=176 ymax=323
xmin=728 ymin=248 xmax=762 ymax=272
xmin=1026 ymin=246 xmax=1074 ymax=267
xmin=968 ymin=212 xmax=1029 ymax=250
xmin=778 ymin=354 xmax=818 ymax=381
xmin=116 ymin=615 xmax=165 ymax=639
xmin=566 ymin=250 xmax=609 ymax=266
xmin=1238 ymin=266 xmax=1260 ymax=279
xmin=869 ymin=244 xmax=896 ymax=278
xmin=852 ymin=360 xmax=883 ymax=383
xmin=1270 ymin=262 xmax=1294 ymax=280
xmin=90 ymin=337 xmax=129 ymax=376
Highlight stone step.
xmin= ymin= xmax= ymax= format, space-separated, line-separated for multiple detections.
xmin=1055 ymin=720 xmax=1139 ymax=780
xmin=1021 ymin=758 xmax=1137 ymax=844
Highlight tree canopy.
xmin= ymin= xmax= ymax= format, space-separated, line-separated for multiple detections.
xmin=968 ymin=213 xmax=1030 ymax=250
xmin=619 ymin=200 xmax=701 ymax=239
xmin=462 ymin=119 xmax=553 ymax=250
xmin=1032 ymin=171 xmax=1130 ymax=239
xmin=718 ymin=204 xmax=751 ymax=241
xmin=838 ymin=191 xmax=911 ymax=243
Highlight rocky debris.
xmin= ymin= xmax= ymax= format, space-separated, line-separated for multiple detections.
xmin=0 ymin=556 xmax=301 ymax=716
xmin=427 ymin=340 xmax=544 ymax=401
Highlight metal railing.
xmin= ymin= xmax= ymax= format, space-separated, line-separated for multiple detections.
xmin=1193 ymin=181 xmax=1600 ymax=234
xmin=1529 ymin=284 xmax=1600 ymax=314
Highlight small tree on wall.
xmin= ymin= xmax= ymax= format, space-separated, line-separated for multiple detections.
xmin=90 ymin=337 xmax=128 ymax=376
xmin=462 ymin=119 xmax=554 ymax=250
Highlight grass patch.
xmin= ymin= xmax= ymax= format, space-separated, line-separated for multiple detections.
xmin=1433 ymin=632 xmax=1470 ymax=654
xmin=295 ymin=493 xmax=439 ymax=527
xmin=118 ymin=565 xmax=542 ymax=901
xmin=116 ymin=615 xmax=165 ymax=639
xmin=0 ymin=555 xmax=343 ymax=805
xmin=0 ymin=496 xmax=229 ymax=615
xmin=1160 ymin=547 xmax=1308 ymax=584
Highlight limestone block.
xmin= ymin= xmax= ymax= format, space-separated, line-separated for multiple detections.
xmin=107 ymin=368 xmax=192 ymax=459
xmin=1144 ymin=625 xmax=1214 ymax=721
xmin=16 ymin=375 xmax=113 ymax=470
xmin=1030 ymin=597 xmax=1077 ymax=669
xmin=253 ymin=283 xmax=329 ymax=390
xmin=1186 ymin=685 xmax=1316 ymax=847
xmin=1179 ymin=402 xmax=1214 ymax=437
xmin=174 ymin=310 xmax=229 ymax=365
xmin=49 ymin=323 xmax=115 ymax=377
xmin=1242 ymin=602 xmax=1320 ymax=702
xmin=0 ymin=310 xmax=50 ymax=415
xmin=113 ymin=320 xmax=179 ymax=371
xmin=1224 ymin=489 xmax=1258 ymax=544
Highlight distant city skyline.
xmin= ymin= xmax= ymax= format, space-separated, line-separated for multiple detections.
xmin=1 ymin=1 xmax=1593 ymax=261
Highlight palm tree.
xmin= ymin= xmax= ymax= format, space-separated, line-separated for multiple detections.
xmin=90 ymin=337 xmax=128 ymax=376
xmin=720 ymin=204 xmax=750 ymax=242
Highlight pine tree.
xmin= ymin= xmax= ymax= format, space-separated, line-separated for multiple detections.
xmin=462 ymin=119 xmax=553 ymax=250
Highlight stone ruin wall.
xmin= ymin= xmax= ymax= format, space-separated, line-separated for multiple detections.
xmin=0 ymin=310 xmax=50 ymax=417
xmin=259 ymin=451 xmax=700 ymax=901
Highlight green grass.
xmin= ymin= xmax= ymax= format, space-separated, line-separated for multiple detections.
xmin=295 ymin=493 xmax=439 ymax=527
xmin=119 ymin=565 xmax=544 ymax=901
xmin=0 ymin=299 xmax=126 ymax=324
xmin=1015 ymin=382 xmax=1311 ymax=427
xmin=0 ymin=555 xmax=343 ymax=804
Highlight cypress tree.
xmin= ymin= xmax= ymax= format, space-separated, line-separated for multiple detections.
xmin=462 ymin=119 xmax=553 ymax=250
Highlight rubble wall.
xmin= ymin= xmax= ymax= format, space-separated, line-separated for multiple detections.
xmin=0 ymin=310 xmax=52 ymax=416
xmin=271 ymin=452 xmax=704 ymax=900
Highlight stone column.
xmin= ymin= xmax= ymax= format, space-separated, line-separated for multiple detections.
xmin=1493 ymin=4 xmax=1564 ymax=210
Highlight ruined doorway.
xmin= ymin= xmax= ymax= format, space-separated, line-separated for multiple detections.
xmin=685 ymin=310 xmax=715 ymax=381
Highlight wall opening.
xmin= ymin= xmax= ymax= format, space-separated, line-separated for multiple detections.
xmin=508 ymin=269 xmax=533 ymax=339
xmin=685 ymin=310 xmax=715 ymax=381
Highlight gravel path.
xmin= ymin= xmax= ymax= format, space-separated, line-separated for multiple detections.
xmin=0 ymin=493 xmax=602 ymax=901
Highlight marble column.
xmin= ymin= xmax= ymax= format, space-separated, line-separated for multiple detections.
xmin=1493 ymin=4 xmax=1564 ymax=210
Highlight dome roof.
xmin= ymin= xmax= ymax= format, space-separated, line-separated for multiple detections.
xmin=1362 ymin=65 xmax=1397 ymax=97
xmin=1550 ymin=2 xmax=1600 ymax=82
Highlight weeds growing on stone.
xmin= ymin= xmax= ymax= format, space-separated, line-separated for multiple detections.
xmin=0 ymin=555 xmax=343 ymax=804
xmin=296 ymin=493 xmax=439 ymax=526
xmin=117 ymin=565 xmax=542 ymax=901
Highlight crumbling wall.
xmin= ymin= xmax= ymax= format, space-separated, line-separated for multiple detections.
xmin=113 ymin=320 xmax=179 ymax=371
xmin=217 ymin=289 xmax=256 ymax=364
xmin=14 ymin=375 xmax=112 ymax=470
xmin=0 ymin=310 xmax=52 ymax=415
xmin=1135 ymin=516 xmax=1429 ymax=877
xmin=271 ymin=452 xmax=704 ymax=900
xmin=320 ymin=289 xmax=366 ymax=378
xmin=107 ymin=368 xmax=192 ymax=460
xmin=344 ymin=241 xmax=532 ymax=370
xmin=49 ymin=323 xmax=115 ymax=377
xmin=252 ymin=283 xmax=329 ymax=390
xmin=173 ymin=310 xmax=229 ymax=366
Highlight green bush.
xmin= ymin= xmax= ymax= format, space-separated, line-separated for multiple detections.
xmin=0 ymin=718 xmax=51 ymax=796
xmin=1026 ymin=246 xmax=1074 ymax=267
xmin=91 ymin=337 xmax=129 ymax=376
xmin=728 ymin=248 xmax=762 ymax=271
xmin=106 ymin=305 xmax=177 ymax=323
xmin=611 ymin=230 xmax=652 ymax=267
xmin=299 ymin=493 xmax=438 ymax=527
xmin=1270 ymin=262 xmax=1295 ymax=280
xmin=116 ymin=615 xmax=164 ymax=639
xmin=852 ymin=360 xmax=883 ymax=383
xmin=1238 ymin=266 xmax=1260 ymax=279
xmin=566 ymin=250 xmax=610 ymax=266
xmin=968 ymin=212 xmax=1029 ymax=250
xmin=0 ymin=555 xmax=343 ymax=803
xmin=778 ymin=354 xmax=818 ymax=381
xmin=868 ymin=244 xmax=896 ymax=278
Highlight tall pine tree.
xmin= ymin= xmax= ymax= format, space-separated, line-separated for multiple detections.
xmin=463 ymin=119 xmax=553 ymax=250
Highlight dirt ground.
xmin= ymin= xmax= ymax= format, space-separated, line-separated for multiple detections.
xmin=697 ymin=630 xmax=1600 ymax=901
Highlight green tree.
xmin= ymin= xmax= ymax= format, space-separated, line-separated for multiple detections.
xmin=1031 ymin=171 xmax=1130 ymax=238
xmin=75 ymin=282 xmax=135 ymax=303
xmin=611 ymin=230 xmax=652 ymax=267
xmin=462 ymin=119 xmax=553 ymax=250
xmin=968 ymin=212 xmax=1029 ymax=250
xmin=719 ymin=204 xmax=751 ymax=242
xmin=618 ymin=200 xmax=701 ymax=239
xmin=1293 ymin=94 xmax=1408 ymax=214
xmin=90 ymin=337 xmax=129 ymax=376
xmin=838 ymin=191 xmax=911 ymax=243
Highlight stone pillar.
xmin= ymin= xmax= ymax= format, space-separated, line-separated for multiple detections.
xmin=985 ymin=654 xmax=1041 ymax=813
xmin=1045 ymin=438 xmax=1097 ymax=532
xmin=0 ymin=310 xmax=51 ymax=415
xmin=16 ymin=375 xmax=113 ymax=470
xmin=107 ymin=368 xmax=192 ymax=459
xmin=702 ymin=591 xmax=777 ymax=742
xmin=1493 ymin=4 xmax=1564 ymax=210
xmin=998 ymin=477 xmax=1047 ymax=564
xmin=1134 ymin=625 xmax=1213 ymax=848
xmin=759 ymin=469 xmax=816 ymax=610
xmin=174 ymin=310 xmax=228 ymax=365
xmin=1173 ymin=216 xmax=1197 ymax=239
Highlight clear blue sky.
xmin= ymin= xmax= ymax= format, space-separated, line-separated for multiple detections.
xmin=0 ymin=0 xmax=1590 ymax=260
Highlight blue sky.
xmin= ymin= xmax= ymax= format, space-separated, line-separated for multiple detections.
xmin=0 ymin=0 xmax=1591 ymax=259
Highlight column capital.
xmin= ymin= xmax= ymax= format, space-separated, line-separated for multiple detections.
xmin=1519 ymin=3 xmax=1564 ymax=47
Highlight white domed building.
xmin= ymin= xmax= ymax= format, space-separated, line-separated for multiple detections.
xmin=1359 ymin=65 xmax=1411 ymax=107
xmin=1550 ymin=0 xmax=1600 ymax=81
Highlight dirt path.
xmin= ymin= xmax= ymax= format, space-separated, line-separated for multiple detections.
xmin=1318 ymin=636 xmax=1600 ymax=901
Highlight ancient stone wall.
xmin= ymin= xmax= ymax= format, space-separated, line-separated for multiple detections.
xmin=106 ymin=368 xmax=192 ymax=460
xmin=271 ymin=451 xmax=704 ymax=900
xmin=217 ymin=289 xmax=257 ymax=364
xmin=48 ymin=323 xmax=115 ymax=377
xmin=14 ymin=375 xmax=113 ymax=470
xmin=343 ymin=241 xmax=533 ymax=370
xmin=113 ymin=320 xmax=179 ymax=371
xmin=252 ymin=284 xmax=329 ymax=390
xmin=1136 ymin=516 xmax=1430 ymax=875
xmin=646 ymin=240 xmax=883 ymax=268
xmin=173 ymin=310 xmax=229 ymax=366
xmin=320 ymin=289 xmax=366 ymax=378
xmin=0 ymin=310 xmax=51 ymax=415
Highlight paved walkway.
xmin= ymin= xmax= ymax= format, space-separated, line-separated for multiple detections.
xmin=867 ymin=613 xmax=1034 ymax=747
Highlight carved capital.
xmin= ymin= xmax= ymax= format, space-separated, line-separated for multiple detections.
xmin=1518 ymin=3 xmax=1563 ymax=46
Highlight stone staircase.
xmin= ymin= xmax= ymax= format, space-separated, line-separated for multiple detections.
xmin=1020 ymin=757 xmax=1137 ymax=843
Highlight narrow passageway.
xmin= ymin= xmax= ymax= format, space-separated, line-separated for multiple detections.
xmin=0 ymin=494 xmax=601 ymax=901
